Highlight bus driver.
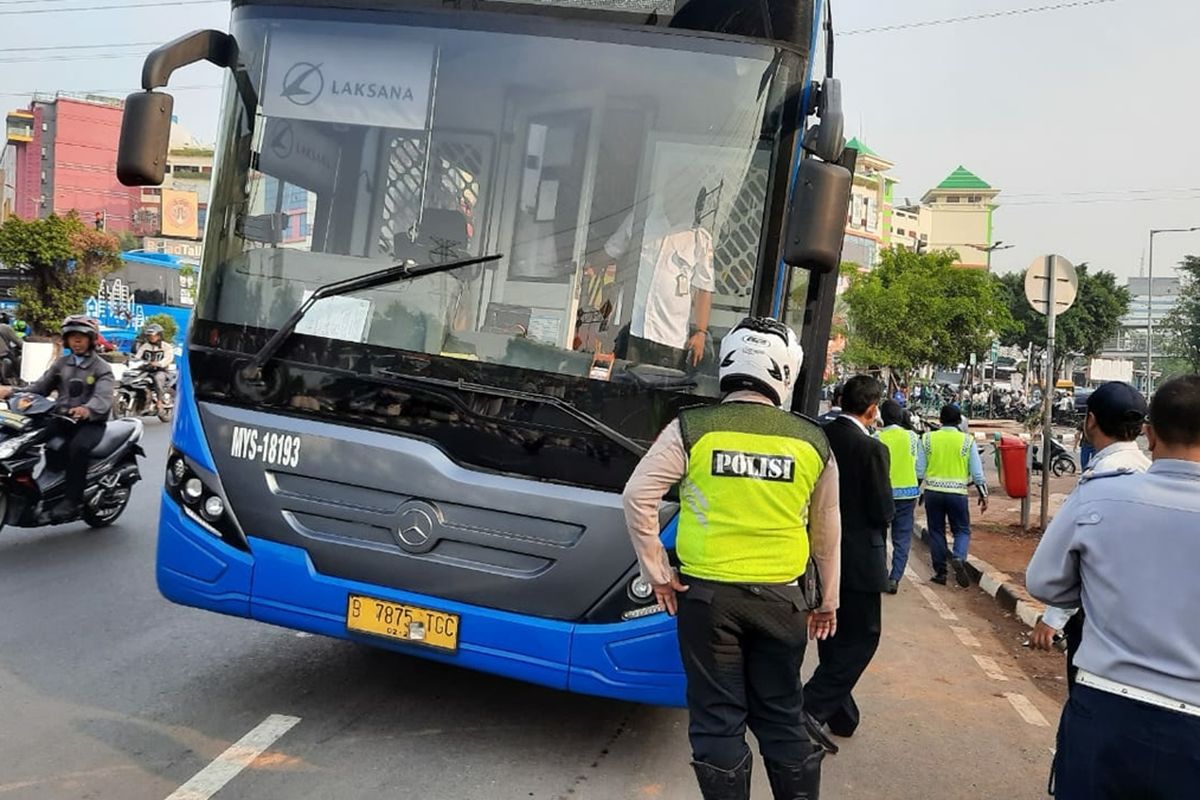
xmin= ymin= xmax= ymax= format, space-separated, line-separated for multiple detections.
xmin=604 ymin=188 xmax=715 ymax=370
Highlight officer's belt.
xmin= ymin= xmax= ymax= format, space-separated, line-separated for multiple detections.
xmin=1077 ymin=670 xmax=1200 ymax=719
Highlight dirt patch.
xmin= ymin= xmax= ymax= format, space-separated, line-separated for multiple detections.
xmin=958 ymin=582 xmax=1069 ymax=707
xmin=969 ymin=522 xmax=1042 ymax=584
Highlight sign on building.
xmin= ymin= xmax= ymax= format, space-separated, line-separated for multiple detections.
xmin=86 ymin=278 xmax=147 ymax=333
xmin=144 ymin=236 xmax=203 ymax=262
xmin=160 ymin=189 xmax=199 ymax=239
xmin=1088 ymin=358 xmax=1134 ymax=384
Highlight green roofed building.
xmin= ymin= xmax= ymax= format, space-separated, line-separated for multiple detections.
xmin=919 ymin=165 xmax=1001 ymax=270
xmin=842 ymin=137 xmax=898 ymax=268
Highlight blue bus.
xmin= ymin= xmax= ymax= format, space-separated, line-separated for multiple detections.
xmin=118 ymin=0 xmax=852 ymax=706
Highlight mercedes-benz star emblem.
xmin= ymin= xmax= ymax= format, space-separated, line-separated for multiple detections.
xmin=281 ymin=62 xmax=324 ymax=106
xmin=395 ymin=502 xmax=439 ymax=552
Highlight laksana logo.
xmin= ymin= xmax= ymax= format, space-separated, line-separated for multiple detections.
xmin=711 ymin=450 xmax=795 ymax=482
xmin=281 ymin=61 xmax=418 ymax=107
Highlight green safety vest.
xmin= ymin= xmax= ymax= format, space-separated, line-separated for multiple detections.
xmin=924 ymin=427 xmax=973 ymax=495
xmin=676 ymin=403 xmax=829 ymax=583
xmin=878 ymin=425 xmax=920 ymax=494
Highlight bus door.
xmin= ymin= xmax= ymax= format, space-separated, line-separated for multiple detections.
xmin=491 ymin=91 xmax=605 ymax=356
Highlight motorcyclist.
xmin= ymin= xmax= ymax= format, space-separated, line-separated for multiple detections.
xmin=0 ymin=312 xmax=22 ymax=385
xmin=0 ymin=315 xmax=115 ymax=521
xmin=133 ymin=323 xmax=174 ymax=411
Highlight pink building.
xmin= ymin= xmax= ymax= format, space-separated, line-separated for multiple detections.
xmin=6 ymin=96 xmax=139 ymax=231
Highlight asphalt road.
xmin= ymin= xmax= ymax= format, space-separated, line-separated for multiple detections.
xmin=0 ymin=421 xmax=1064 ymax=799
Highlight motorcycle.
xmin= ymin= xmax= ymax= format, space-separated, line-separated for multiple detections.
xmin=0 ymin=393 xmax=143 ymax=529
xmin=1032 ymin=438 xmax=1078 ymax=477
xmin=114 ymin=360 xmax=176 ymax=422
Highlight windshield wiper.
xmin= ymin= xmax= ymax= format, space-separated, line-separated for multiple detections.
xmin=239 ymin=254 xmax=501 ymax=381
xmin=377 ymin=371 xmax=647 ymax=459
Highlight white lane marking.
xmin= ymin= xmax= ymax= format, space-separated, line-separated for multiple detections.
xmin=164 ymin=714 xmax=301 ymax=800
xmin=913 ymin=582 xmax=959 ymax=621
xmin=973 ymin=654 xmax=1009 ymax=681
xmin=1005 ymin=693 xmax=1051 ymax=727
xmin=950 ymin=626 xmax=982 ymax=648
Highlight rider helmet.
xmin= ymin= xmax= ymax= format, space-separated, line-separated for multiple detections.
xmin=144 ymin=323 xmax=164 ymax=339
xmin=61 ymin=314 xmax=99 ymax=344
xmin=717 ymin=317 xmax=803 ymax=407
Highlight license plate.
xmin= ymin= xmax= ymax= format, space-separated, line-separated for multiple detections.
xmin=346 ymin=594 xmax=459 ymax=652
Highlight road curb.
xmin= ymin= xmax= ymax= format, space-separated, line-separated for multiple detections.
xmin=914 ymin=525 xmax=1044 ymax=629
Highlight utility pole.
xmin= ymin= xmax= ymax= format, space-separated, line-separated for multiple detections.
xmin=1146 ymin=226 xmax=1200 ymax=393
xmin=1040 ymin=255 xmax=1056 ymax=529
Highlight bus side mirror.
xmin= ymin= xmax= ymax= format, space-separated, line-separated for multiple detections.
xmin=782 ymin=158 xmax=852 ymax=273
xmin=117 ymin=91 xmax=174 ymax=187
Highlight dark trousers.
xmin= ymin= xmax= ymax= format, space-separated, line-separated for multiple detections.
xmin=803 ymin=589 xmax=882 ymax=736
xmin=47 ymin=418 xmax=105 ymax=504
xmin=924 ymin=491 xmax=971 ymax=576
xmin=1064 ymin=610 xmax=1084 ymax=688
xmin=889 ymin=499 xmax=917 ymax=582
xmin=1052 ymin=684 xmax=1200 ymax=799
xmin=676 ymin=578 xmax=815 ymax=769
xmin=624 ymin=335 xmax=687 ymax=371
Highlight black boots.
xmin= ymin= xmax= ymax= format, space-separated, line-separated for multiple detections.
xmin=764 ymin=748 xmax=825 ymax=800
xmin=692 ymin=750 xmax=752 ymax=800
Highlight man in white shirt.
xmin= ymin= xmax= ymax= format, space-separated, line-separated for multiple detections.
xmin=605 ymin=192 xmax=715 ymax=370
xmin=1030 ymin=381 xmax=1150 ymax=686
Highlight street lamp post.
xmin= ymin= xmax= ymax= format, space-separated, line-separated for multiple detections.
xmin=967 ymin=240 xmax=1015 ymax=270
xmin=1147 ymin=227 xmax=1200 ymax=394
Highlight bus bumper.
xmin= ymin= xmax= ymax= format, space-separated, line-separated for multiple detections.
xmin=157 ymin=493 xmax=686 ymax=707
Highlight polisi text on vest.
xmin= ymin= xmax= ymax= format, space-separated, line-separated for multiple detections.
xmin=711 ymin=450 xmax=796 ymax=482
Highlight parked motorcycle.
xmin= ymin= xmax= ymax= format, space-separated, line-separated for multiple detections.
xmin=0 ymin=394 xmax=143 ymax=529
xmin=114 ymin=360 xmax=176 ymax=422
xmin=1032 ymin=438 xmax=1078 ymax=477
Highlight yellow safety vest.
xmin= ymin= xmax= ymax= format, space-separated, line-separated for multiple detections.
xmin=924 ymin=427 xmax=973 ymax=495
xmin=878 ymin=425 xmax=920 ymax=497
xmin=676 ymin=403 xmax=828 ymax=583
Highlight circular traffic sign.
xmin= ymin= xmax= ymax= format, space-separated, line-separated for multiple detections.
xmin=1024 ymin=255 xmax=1078 ymax=315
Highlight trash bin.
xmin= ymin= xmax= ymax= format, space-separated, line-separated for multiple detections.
xmin=997 ymin=435 xmax=1029 ymax=499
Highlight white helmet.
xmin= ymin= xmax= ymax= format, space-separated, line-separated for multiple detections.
xmin=718 ymin=317 xmax=804 ymax=406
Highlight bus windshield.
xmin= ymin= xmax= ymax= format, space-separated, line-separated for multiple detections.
xmin=199 ymin=7 xmax=803 ymax=406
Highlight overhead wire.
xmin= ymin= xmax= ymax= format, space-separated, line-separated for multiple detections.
xmin=0 ymin=0 xmax=222 ymax=16
xmin=840 ymin=0 xmax=1119 ymax=36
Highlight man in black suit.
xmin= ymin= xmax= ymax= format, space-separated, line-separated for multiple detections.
xmin=804 ymin=375 xmax=894 ymax=747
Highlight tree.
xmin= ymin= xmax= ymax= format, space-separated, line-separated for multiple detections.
xmin=840 ymin=248 xmax=1012 ymax=379
xmin=0 ymin=213 xmax=122 ymax=335
xmin=1164 ymin=255 xmax=1200 ymax=373
xmin=997 ymin=265 xmax=1130 ymax=371
xmin=115 ymin=230 xmax=142 ymax=252
xmin=143 ymin=313 xmax=179 ymax=344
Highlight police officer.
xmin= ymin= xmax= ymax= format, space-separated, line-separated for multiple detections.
xmin=0 ymin=315 xmax=115 ymax=520
xmin=923 ymin=405 xmax=988 ymax=587
xmin=878 ymin=400 xmax=925 ymax=594
xmin=1028 ymin=374 xmax=1200 ymax=798
xmin=1030 ymin=382 xmax=1149 ymax=681
xmin=623 ymin=317 xmax=841 ymax=800
xmin=134 ymin=323 xmax=174 ymax=411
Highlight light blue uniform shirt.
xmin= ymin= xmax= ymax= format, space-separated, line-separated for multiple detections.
xmin=1027 ymin=459 xmax=1200 ymax=706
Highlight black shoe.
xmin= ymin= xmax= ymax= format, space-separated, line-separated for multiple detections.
xmin=886 ymin=579 xmax=899 ymax=595
xmin=49 ymin=501 xmax=81 ymax=524
xmin=951 ymin=558 xmax=971 ymax=588
xmin=803 ymin=712 xmax=839 ymax=755
xmin=692 ymin=750 xmax=752 ymax=800
xmin=930 ymin=573 xmax=947 ymax=586
xmin=765 ymin=748 xmax=825 ymax=800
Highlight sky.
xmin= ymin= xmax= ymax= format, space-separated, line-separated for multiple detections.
xmin=2 ymin=0 xmax=1199 ymax=281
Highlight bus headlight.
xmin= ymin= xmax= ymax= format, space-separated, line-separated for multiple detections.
xmin=201 ymin=495 xmax=225 ymax=521
xmin=628 ymin=575 xmax=654 ymax=602
xmin=166 ymin=455 xmax=187 ymax=487
xmin=182 ymin=477 xmax=204 ymax=503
